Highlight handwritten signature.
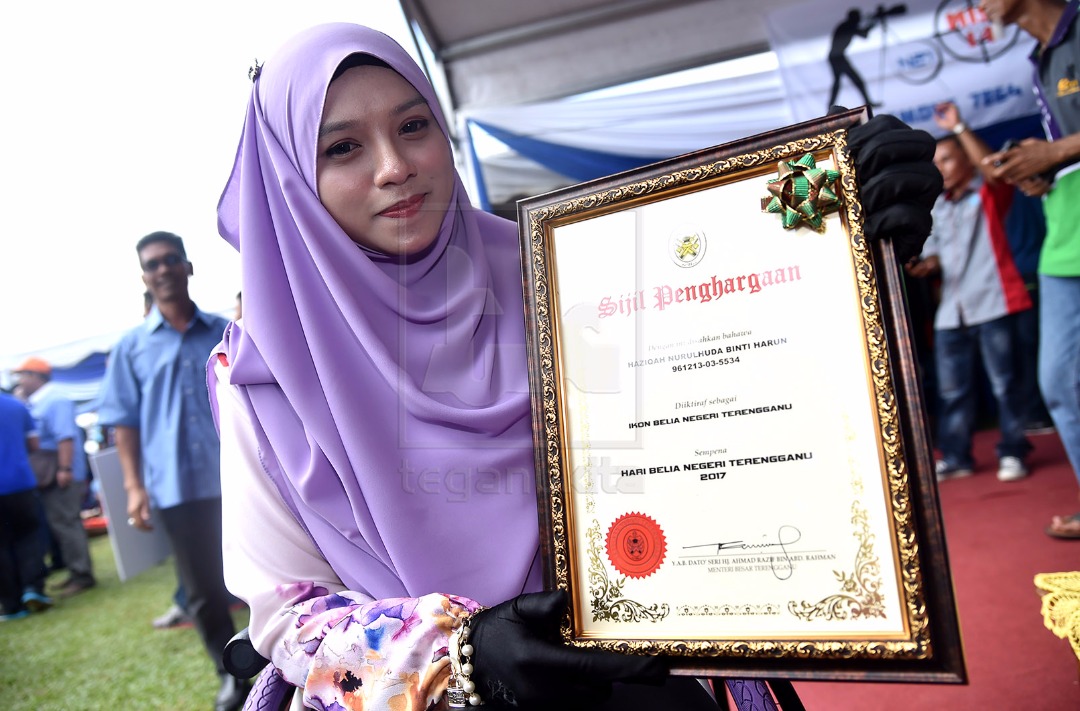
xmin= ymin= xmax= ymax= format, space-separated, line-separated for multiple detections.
xmin=683 ymin=525 xmax=802 ymax=580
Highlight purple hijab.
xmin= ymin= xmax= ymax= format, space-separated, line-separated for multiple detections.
xmin=211 ymin=23 xmax=541 ymax=605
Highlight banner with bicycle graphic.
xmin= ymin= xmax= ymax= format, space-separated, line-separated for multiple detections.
xmin=765 ymin=0 xmax=1040 ymax=135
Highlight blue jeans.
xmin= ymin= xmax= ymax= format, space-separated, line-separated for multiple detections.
xmin=935 ymin=316 xmax=1031 ymax=468
xmin=1038 ymin=275 xmax=1080 ymax=483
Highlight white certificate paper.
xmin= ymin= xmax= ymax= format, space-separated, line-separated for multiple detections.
xmin=551 ymin=160 xmax=906 ymax=641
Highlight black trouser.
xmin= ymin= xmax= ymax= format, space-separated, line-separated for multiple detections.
xmin=0 ymin=488 xmax=47 ymax=614
xmin=40 ymin=480 xmax=94 ymax=584
xmin=158 ymin=498 xmax=236 ymax=674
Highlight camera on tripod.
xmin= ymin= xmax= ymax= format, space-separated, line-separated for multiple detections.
xmin=871 ymin=3 xmax=908 ymax=23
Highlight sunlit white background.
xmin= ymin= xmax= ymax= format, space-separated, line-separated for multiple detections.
xmin=0 ymin=1 xmax=413 ymax=361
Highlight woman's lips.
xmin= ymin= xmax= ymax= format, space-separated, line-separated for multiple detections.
xmin=379 ymin=194 xmax=425 ymax=218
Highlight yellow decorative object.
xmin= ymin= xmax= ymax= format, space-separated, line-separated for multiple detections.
xmin=1034 ymin=571 xmax=1080 ymax=662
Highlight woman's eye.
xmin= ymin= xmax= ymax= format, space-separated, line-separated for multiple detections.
xmin=401 ymin=118 xmax=429 ymax=135
xmin=326 ymin=141 xmax=358 ymax=157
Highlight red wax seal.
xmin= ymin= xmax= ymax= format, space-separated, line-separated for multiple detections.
xmin=605 ymin=512 xmax=667 ymax=579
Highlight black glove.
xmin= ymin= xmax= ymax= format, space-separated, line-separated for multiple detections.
xmin=468 ymin=590 xmax=668 ymax=709
xmin=844 ymin=113 xmax=943 ymax=263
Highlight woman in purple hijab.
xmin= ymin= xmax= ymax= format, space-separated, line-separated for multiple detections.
xmin=208 ymin=21 xmax=698 ymax=711
xmin=211 ymin=20 xmax=940 ymax=711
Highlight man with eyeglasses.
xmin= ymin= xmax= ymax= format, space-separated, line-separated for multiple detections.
xmin=97 ymin=231 xmax=245 ymax=711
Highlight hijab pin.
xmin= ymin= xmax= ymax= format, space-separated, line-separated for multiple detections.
xmin=248 ymin=60 xmax=262 ymax=83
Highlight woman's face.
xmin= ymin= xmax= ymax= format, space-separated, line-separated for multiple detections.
xmin=316 ymin=65 xmax=454 ymax=256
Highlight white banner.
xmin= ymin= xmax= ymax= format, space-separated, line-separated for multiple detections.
xmin=765 ymin=0 xmax=1039 ymax=135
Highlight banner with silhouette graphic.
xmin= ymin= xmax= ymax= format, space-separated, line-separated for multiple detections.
xmin=765 ymin=0 xmax=1039 ymax=136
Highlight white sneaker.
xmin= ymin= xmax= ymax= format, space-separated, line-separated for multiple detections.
xmin=151 ymin=603 xmax=191 ymax=629
xmin=997 ymin=456 xmax=1028 ymax=482
xmin=935 ymin=460 xmax=973 ymax=481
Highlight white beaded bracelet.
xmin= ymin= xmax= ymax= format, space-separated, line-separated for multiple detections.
xmin=447 ymin=613 xmax=483 ymax=707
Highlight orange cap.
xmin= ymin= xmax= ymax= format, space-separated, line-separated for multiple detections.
xmin=14 ymin=357 xmax=51 ymax=376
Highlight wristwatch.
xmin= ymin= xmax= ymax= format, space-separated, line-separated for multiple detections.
xmin=58 ymin=466 xmax=73 ymax=472
xmin=952 ymin=122 xmax=967 ymax=136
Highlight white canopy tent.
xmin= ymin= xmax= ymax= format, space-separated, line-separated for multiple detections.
xmin=398 ymin=0 xmax=803 ymax=110
xmin=463 ymin=58 xmax=793 ymax=205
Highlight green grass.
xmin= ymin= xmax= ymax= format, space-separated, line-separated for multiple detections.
xmin=0 ymin=534 xmax=249 ymax=710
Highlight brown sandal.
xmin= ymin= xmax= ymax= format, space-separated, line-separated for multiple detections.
xmin=1045 ymin=512 xmax=1080 ymax=539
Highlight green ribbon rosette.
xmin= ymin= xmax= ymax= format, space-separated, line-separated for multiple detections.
xmin=760 ymin=153 xmax=841 ymax=232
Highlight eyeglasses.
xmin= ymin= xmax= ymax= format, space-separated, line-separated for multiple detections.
xmin=141 ymin=253 xmax=185 ymax=272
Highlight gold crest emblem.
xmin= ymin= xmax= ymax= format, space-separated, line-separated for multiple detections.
xmin=669 ymin=229 xmax=706 ymax=268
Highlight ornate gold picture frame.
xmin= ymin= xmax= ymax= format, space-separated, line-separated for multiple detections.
xmin=517 ymin=109 xmax=965 ymax=682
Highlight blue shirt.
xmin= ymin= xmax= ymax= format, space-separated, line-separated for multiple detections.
xmin=0 ymin=392 xmax=38 ymax=496
xmin=26 ymin=382 xmax=88 ymax=482
xmin=96 ymin=305 xmax=229 ymax=509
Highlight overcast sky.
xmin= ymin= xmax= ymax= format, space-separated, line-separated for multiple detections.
xmin=0 ymin=1 xmax=413 ymax=364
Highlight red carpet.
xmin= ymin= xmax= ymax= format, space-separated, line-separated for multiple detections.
xmin=791 ymin=429 xmax=1080 ymax=708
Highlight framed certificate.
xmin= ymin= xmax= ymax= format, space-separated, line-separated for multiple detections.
xmin=517 ymin=109 xmax=965 ymax=682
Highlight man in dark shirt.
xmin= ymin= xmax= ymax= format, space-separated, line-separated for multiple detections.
xmin=983 ymin=0 xmax=1080 ymax=538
